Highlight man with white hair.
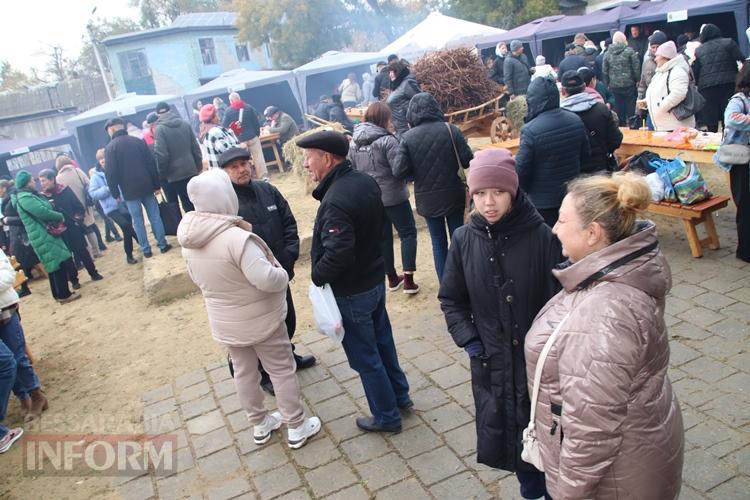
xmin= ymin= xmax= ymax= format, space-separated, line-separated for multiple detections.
xmin=222 ymin=92 xmax=267 ymax=180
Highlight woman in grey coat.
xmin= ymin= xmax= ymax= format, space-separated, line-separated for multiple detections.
xmin=386 ymin=60 xmax=421 ymax=138
xmin=349 ymin=102 xmax=419 ymax=294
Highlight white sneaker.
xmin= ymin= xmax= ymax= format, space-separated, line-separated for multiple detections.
xmin=0 ymin=427 xmax=23 ymax=453
xmin=253 ymin=411 xmax=282 ymax=445
xmin=287 ymin=416 xmax=321 ymax=449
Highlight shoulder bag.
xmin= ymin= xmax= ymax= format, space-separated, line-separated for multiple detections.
xmin=74 ymin=168 xmax=96 ymax=207
xmin=521 ymin=312 xmax=571 ymax=472
xmin=445 ymin=122 xmax=472 ymax=222
xmin=717 ymin=96 xmax=750 ymax=165
xmin=666 ymin=68 xmax=705 ymax=121
xmin=14 ymin=196 xmax=66 ymax=237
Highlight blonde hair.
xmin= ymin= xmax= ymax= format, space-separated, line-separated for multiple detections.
xmin=55 ymin=155 xmax=73 ymax=169
xmin=96 ymin=148 xmax=105 ymax=160
xmin=567 ymin=172 xmax=650 ymax=243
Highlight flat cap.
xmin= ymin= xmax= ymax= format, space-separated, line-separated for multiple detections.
xmin=295 ymin=130 xmax=350 ymax=157
xmin=104 ymin=117 xmax=125 ymax=130
xmin=218 ymin=147 xmax=250 ymax=169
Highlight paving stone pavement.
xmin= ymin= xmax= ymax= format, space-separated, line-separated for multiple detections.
xmin=121 ymin=209 xmax=750 ymax=499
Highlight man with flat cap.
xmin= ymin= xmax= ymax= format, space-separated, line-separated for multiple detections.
xmin=103 ymin=117 xmax=171 ymax=258
xmin=297 ymin=130 xmax=411 ymax=433
xmin=218 ymin=147 xmax=316 ymax=394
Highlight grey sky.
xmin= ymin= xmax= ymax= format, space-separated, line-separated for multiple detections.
xmin=2 ymin=1 xmax=139 ymax=73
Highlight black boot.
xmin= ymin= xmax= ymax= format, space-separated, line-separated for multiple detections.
xmin=260 ymin=370 xmax=275 ymax=395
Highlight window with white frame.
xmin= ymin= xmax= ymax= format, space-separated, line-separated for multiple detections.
xmin=199 ymin=38 xmax=217 ymax=65
xmin=235 ymin=41 xmax=251 ymax=62
xmin=118 ymin=49 xmax=150 ymax=80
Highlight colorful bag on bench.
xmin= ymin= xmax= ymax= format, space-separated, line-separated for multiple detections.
xmin=654 ymin=155 xmax=711 ymax=205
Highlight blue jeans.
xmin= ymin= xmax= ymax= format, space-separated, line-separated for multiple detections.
xmin=336 ymin=283 xmax=410 ymax=427
xmin=424 ymin=211 xmax=464 ymax=281
xmin=0 ymin=340 xmax=16 ymax=439
xmin=383 ymin=201 xmax=418 ymax=274
xmin=0 ymin=313 xmax=39 ymax=402
xmin=126 ymin=194 xmax=168 ymax=254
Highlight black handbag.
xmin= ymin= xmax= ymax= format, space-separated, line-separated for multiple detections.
xmin=666 ymin=68 xmax=706 ymax=121
xmin=158 ymin=200 xmax=181 ymax=236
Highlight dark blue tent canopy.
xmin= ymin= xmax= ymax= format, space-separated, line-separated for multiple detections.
xmin=620 ymin=0 xmax=749 ymax=54
xmin=475 ymin=15 xmax=567 ymax=56
xmin=0 ymin=133 xmax=82 ymax=180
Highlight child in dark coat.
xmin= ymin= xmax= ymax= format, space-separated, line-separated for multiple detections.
xmin=438 ymin=148 xmax=562 ymax=499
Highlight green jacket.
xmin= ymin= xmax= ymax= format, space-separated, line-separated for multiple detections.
xmin=12 ymin=189 xmax=71 ymax=273
xmin=603 ymin=43 xmax=640 ymax=91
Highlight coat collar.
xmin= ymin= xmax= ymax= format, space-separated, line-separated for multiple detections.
xmin=312 ymin=161 xmax=352 ymax=201
xmin=553 ymin=221 xmax=669 ymax=299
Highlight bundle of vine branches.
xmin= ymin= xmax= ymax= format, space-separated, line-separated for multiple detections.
xmin=412 ymin=47 xmax=501 ymax=113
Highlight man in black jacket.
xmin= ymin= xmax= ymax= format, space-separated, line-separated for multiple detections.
xmin=515 ymin=77 xmax=590 ymax=227
xmin=298 ymin=130 xmax=411 ymax=434
xmin=372 ymin=55 xmax=399 ymax=100
xmin=503 ymin=40 xmax=531 ymax=97
xmin=219 ymin=148 xmax=315 ymax=393
xmin=104 ymin=118 xmax=171 ymax=258
xmin=560 ymin=70 xmax=622 ymax=175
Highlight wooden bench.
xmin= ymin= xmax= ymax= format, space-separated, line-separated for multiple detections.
xmin=647 ymin=196 xmax=730 ymax=258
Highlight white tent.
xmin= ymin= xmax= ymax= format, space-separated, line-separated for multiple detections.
xmin=65 ymin=93 xmax=186 ymax=167
xmin=380 ymin=12 xmax=507 ymax=60
xmin=183 ymin=69 xmax=304 ymax=122
xmin=293 ymin=51 xmax=383 ymax=112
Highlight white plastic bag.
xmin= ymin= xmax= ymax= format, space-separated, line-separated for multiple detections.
xmin=645 ymin=172 xmax=665 ymax=202
xmin=308 ymin=283 xmax=345 ymax=343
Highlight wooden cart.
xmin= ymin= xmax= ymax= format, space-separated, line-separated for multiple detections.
xmin=444 ymin=92 xmax=516 ymax=143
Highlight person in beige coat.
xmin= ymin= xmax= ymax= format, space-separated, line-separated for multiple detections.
xmin=178 ymin=169 xmax=320 ymax=449
xmin=525 ymin=172 xmax=684 ymax=500
xmin=644 ymin=41 xmax=696 ymax=131
xmin=55 ymin=156 xmax=105 ymax=257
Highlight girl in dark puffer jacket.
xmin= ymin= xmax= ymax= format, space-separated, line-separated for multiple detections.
xmin=439 ymin=148 xmax=562 ymax=500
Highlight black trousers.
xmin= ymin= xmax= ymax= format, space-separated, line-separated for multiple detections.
xmin=730 ymin=164 xmax=750 ymax=262
xmin=48 ymin=259 xmax=73 ymax=300
xmin=698 ymin=83 xmax=735 ymax=132
xmin=612 ymin=86 xmax=637 ymax=126
xmin=166 ymin=177 xmax=195 ymax=213
xmin=62 ymin=225 xmax=97 ymax=281
xmin=107 ymin=210 xmax=138 ymax=259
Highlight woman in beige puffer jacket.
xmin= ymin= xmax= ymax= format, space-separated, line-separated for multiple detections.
xmin=178 ymin=168 xmax=320 ymax=449
xmin=525 ymin=172 xmax=684 ymax=499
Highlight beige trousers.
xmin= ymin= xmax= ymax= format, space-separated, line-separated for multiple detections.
xmin=246 ymin=136 xmax=267 ymax=179
xmin=227 ymin=322 xmax=304 ymax=427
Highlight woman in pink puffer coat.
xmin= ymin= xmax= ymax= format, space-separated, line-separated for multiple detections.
xmin=178 ymin=169 xmax=321 ymax=450
xmin=525 ymin=172 xmax=684 ymax=499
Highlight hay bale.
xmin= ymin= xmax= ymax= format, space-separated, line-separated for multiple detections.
xmin=283 ymin=124 xmax=347 ymax=178
xmin=412 ymin=48 xmax=502 ymax=113
xmin=506 ymin=96 xmax=528 ymax=133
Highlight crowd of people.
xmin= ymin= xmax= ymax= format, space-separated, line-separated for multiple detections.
xmin=1 ymin=23 xmax=748 ymax=500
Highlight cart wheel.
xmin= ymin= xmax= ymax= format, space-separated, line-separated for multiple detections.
xmin=490 ymin=117 xmax=513 ymax=143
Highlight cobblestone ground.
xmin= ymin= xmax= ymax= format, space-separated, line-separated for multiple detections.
xmin=120 ymin=209 xmax=749 ymax=500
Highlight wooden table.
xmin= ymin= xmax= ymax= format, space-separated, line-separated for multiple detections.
xmin=345 ymin=107 xmax=368 ymax=121
xmin=260 ymin=132 xmax=284 ymax=173
xmin=482 ymin=128 xmax=717 ymax=164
